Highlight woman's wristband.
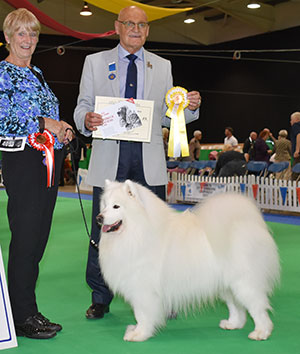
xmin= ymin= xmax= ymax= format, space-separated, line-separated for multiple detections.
xmin=37 ymin=116 xmax=45 ymax=133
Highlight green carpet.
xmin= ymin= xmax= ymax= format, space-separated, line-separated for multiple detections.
xmin=0 ymin=189 xmax=299 ymax=354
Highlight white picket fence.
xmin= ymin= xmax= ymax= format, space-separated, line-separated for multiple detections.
xmin=167 ymin=172 xmax=300 ymax=213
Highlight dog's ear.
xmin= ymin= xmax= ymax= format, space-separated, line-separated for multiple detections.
xmin=124 ymin=180 xmax=137 ymax=198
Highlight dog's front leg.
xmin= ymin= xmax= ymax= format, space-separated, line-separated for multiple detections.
xmin=123 ymin=294 xmax=165 ymax=342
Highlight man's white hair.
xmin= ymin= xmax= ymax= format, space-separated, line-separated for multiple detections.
xmin=193 ymin=130 xmax=202 ymax=137
xmin=291 ymin=112 xmax=300 ymax=122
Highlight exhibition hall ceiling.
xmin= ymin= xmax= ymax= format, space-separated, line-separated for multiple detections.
xmin=1 ymin=0 xmax=300 ymax=45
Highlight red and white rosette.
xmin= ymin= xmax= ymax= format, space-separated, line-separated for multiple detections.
xmin=28 ymin=129 xmax=55 ymax=187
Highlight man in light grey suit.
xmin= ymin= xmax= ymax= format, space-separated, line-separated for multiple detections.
xmin=74 ymin=5 xmax=201 ymax=320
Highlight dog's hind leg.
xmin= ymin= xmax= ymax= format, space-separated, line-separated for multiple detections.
xmin=247 ymin=308 xmax=273 ymax=341
xmin=123 ymin=294 xmax=165 ymax=342
xmin=219 ymin=290 xmax=247 ymax=330
xmin=230 ymin=283 xmax=273 ymax=340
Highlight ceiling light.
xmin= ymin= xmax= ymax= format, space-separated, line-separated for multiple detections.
xmin=80 ymin=2 xmax=92 ymax=16
xmin=247 ymin=1 xmax=261 ymax=9
xmin=184 ymin=18 xmax=195 ymax=24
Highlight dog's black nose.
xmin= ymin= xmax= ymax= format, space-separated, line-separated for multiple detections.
xmin=96 ymin=214 xmax=104 ymax=228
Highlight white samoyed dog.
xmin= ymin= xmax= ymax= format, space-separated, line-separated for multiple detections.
xmin=97 ymin=179 xmax=280 ymax=342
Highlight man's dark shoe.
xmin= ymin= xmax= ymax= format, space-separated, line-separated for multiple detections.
xmin=86 ymin=303 xmax=109 ymax=319
xmin=15 ymin=315 xmax=57 ymax=339
xmin=36 ymin=312 xmax=62 ymax=332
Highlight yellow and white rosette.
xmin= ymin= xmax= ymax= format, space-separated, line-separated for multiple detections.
xmin=165 ymin=86 xmax=189 ymax=158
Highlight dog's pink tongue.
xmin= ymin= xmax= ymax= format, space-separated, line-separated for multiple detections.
xmin=102 ymin=225 xmax=110 ymax=233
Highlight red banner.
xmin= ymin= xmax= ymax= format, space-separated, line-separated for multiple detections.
xmin=167 ymin=182 xmax=174 ymax=196
xmin=4 ymin=0 xmax=116 ymax=40
xmin=252 ymin=184 xmax=258 ymax=199
xmin=296 ymin=187 xmax=300 ymax=205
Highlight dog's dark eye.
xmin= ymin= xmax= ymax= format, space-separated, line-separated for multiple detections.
xmin=113 ymin=205 xmax=120 ymax=209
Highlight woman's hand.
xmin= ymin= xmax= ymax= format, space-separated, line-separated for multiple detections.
xmin=43 ymin=118 xmax=74 ymax=144
xmin=61 ymin=121 xmax=74 ymax=144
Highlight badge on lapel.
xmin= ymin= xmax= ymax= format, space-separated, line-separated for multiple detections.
xmin=108 ymin=62 xmax=116 ymax=80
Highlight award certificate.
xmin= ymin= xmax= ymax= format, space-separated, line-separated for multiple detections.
xmin=92 ymin=96 xmax=154 ymax=142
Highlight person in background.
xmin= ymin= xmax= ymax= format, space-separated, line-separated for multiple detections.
xmin=162 ymin=127 xmax=169 ymax=160
xmin=273 ymin=130 xmax=292 ymax=162
xmin=208 ymin=150 xmax=218 ymax=160
xmin=74 ymin=5 xmax=201 ymax=320
xmin=271 ymin=129 xmax=292 ymax=179
xmin=0 ymin=8 xmax=73 ymax=339
xmin=224 ymin=127 xmax=238 ymax=147
xmin=254 ymin=130 xmax=272 ymax=163
xmin=214 ymin=145 xmax=246 ymax=177
xmin=263 ymin=127 xmax=275 ymax=152
xmin=188 ymin=130 xmax=202 ymax=161
xmin=243 ymin=131 xmax=257 ymax=162
xmin=290 ymin=112 xmax=300 ymax=180
xmin=70 ymin=137 xmax=87 ymax=177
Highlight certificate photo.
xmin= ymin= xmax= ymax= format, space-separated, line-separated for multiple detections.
xmin=92 ymin=96 xmax=154 ymax=142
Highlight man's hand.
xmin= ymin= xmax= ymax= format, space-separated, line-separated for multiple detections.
xmin=187 ymin=91 xmax=201 ymax=111
xmin=85 ymin=112 xmax=103 ymax=131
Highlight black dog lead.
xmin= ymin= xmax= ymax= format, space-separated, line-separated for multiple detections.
xmin=65 ymin=128 xmax=99 ymax=250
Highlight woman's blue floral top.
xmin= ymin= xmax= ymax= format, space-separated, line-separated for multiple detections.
xmin=0 ymin=61 xmax=63 ymax=149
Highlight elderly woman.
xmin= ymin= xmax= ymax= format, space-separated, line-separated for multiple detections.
xmin=0 ymin=8 xmax=73 ymax=339
xmin=273 ymin=129 xmax=292 ymax=162
xmin=189 ymin=130 xmax=202 ymax=161
xmin=272 ymin=129 xmax=292 ymax=179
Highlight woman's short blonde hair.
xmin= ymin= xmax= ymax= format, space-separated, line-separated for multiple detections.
xmin=3 ymin=8 xmax=40 ymax=51
xmin=222 ymin=144 xmax=233 ymax=152
xmin=278 ymin=129 xmax=288 ymax=138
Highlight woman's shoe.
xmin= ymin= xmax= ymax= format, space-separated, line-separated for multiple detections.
xmin=15 ymin=315 xmax=57 ymax=339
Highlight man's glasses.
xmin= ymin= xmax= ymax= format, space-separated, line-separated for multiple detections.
xmin=117 ymin=20 xmax=149 ymax=30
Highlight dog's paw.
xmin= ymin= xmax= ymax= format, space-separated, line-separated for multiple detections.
xmin=123 ymin=324 xmax=151 ymax=342
xmin=123 ymin=325 xmax=136 ymax=340
xmin=248 ymin=329 xmax=271 ymax=341
xmin=219 ymin=320 xmax=239 ymax=329
xmin=219 ymin=320 xmax=245 ymax=330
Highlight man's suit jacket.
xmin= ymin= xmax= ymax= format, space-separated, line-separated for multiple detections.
xmin=74 ymin=46 xmax=198 ymax=187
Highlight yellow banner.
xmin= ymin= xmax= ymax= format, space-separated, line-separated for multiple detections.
xmin=88 ymin=0 xmax=192 ymax=21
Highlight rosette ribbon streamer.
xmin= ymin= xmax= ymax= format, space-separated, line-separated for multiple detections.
xmin=165 ymin=87 xmax=189 ymax=158
xmin=28 ymin=129 xmax=55 ymax=187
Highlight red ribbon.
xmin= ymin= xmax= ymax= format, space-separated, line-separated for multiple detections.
xmin=28 ymin=129 xmax=55 ymax=187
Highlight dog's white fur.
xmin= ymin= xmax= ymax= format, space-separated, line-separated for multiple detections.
xmin=98 ymin=180 xmax=280 ymax=342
